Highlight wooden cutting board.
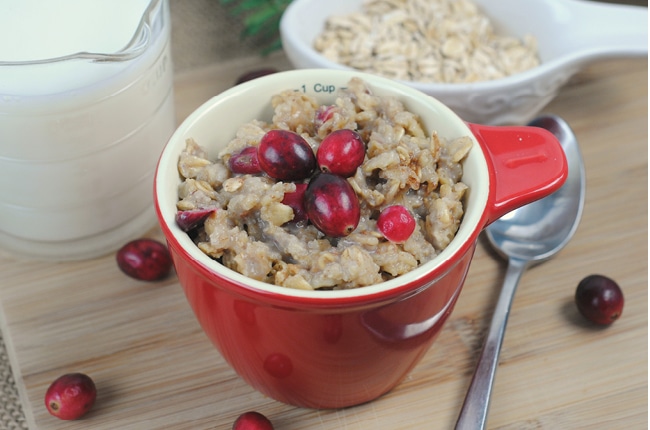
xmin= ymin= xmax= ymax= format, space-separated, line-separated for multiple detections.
xmin=0 ymin=54 xmax=647 ymax=429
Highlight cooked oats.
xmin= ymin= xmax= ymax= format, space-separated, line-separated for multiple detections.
xmin=176 ymin=78 xmax=472 ymax=290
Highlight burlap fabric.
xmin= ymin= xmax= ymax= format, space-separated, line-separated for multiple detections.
xmin=0 ymin=333 xmax=27 ymax=430
xmin=170 ymin=0 xmax=272 ymax=73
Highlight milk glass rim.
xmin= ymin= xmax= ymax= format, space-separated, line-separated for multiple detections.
xmin=0 ymin=0 xmax=163 ymax=66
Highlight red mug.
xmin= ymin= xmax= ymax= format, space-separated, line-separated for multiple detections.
xmin=154 ymin=70 xmax=567 ymax=409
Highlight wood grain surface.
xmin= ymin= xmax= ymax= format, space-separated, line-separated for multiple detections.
xmin=0 ymin=53 xmax=646 ymax=429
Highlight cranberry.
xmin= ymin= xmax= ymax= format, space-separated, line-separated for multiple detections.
xmin=281 ymin=183 xmax=309 ymax=224
xmin=175 ymin=208 xmax=216 ymax=232
xmin=45 ymin=373 xmax=96 ymax=420
xmin=235 ymin=68 xmax=278 ymax=85
xmin=317 ymin=129 xmax=366 ymax=177
xmin=377 ymin=205 xmax=416 ymax=243
xmin=258 ymin=130 xmax=316 ymax=181
xmin=116 ymin=239 xmax=172 ymax=281
xmin=314 ymin=105 xmax=336 ymax=128
xmin=304 ymin=173 xmax=360 ymax=237
xmin=229 ymin=146 xmax=262 ymax=174
xmin=232 ymin=411 xmax=274 ymax=430
xmin=575 ymin=274 xmax=624 ymax=325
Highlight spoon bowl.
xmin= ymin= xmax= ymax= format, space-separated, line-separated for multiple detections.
xmin=486 ymin=115 xmax=586 ymax=263
xmin=455 ymin=115 xmax=585 ymax=429
xmin=280 ymin=0 xmax=648 ymax=124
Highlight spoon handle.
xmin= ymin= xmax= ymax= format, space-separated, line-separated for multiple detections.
xmin=455 ymin=257 xmax=529 ymax=430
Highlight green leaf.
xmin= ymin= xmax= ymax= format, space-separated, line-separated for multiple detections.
xmin=232 ymin=0 xmax=269 ymax=14
xmin=219 ymin=0 xmax=291 ymax=54
xmin=242 ymin=8 xmax=276 ymax=33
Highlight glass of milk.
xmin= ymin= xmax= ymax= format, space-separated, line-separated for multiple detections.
xmin=0 ymin=0 xmax=175 ymax=260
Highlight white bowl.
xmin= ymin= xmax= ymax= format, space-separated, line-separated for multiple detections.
xmin=280 ymin=0 xmax=647 ymax=125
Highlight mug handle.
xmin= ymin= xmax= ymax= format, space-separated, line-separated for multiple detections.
xmin=468 ymin=123 xmax=568 ymax=225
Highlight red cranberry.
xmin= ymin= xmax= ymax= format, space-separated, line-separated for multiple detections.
xmin=317 ymin=129 xmax=366 ymax=177
xmin=175 ymin=208 xmax=216 ymax=232
xmin=116 ymin=239 xmax=172 ymax=281
xmin=304 ymin=173 xmax=360 ymax=237
xmin=377 ymin=205 xmax=416 ymax=243
xmin=45 ymin=373 xmax=96 ymax=420
xmin=235 ymin=68 xmax=278 ymax=85
xmin=229 ymin=146 xmax=262 ymax=174
xmin=258 ymin=130 xmax=316 ymax=181
xmin=281 ymin=183 xmax=309 ymax=224
xmin=314 ymin=105 xmax=336 ymax=128
xmin=575 ymin=274 xmax=624 ymax=325
xmin=232 ymin=411 xmax=274 ymax=430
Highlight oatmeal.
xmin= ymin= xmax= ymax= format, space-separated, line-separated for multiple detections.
xmin=176 ymin=78 xmax=472 ymax=290
xmin=313 ymin=0 xmax=540 ymax=83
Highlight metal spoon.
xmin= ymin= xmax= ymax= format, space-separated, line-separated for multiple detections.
xmin=455 ymin=115 xmax=586 ymax=430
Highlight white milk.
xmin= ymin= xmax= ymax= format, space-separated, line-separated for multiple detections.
xmin=0 ymin=0 xmax=175 ymax=260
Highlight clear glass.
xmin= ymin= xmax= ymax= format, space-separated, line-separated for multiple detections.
xmin=0 ymin=0 xmax=176 ymax=260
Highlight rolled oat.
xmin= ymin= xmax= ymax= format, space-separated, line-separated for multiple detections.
xmin=313 ymin=0 xmax=540 ymax=83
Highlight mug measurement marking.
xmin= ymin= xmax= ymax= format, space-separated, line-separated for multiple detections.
xmin=297 ymin=84 xmax=346 ymax=93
